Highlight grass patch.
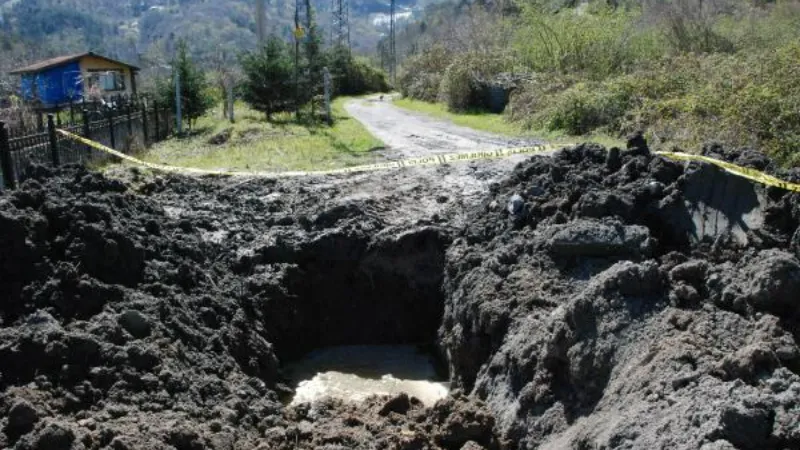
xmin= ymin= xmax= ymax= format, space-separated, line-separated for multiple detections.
xmin=393 ymin=97 xmax=623 ymax=148
xmin=394 ymin=97 xmax=523 ymax=135
xmin=139 ymin=97 xmax=384 ymax=172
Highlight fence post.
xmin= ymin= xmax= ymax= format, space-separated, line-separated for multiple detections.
xmin=82 ymin=109 xmax=92 ymax=160
xmin=37 ymin=112 xmax=44 ymax=132
xmin=126 ymin=103 xmax=133 ymax=152
xmin=127 ymin=102 xmax=133 ymax=136
xmin=107 ymin=109 xmax=116 ymax=149
xmin=0 ymin=121 xmax=15 ymax=190
xmin=153 ymin=104 xmax=160 ymax=142
xmin=47 ymin=114 xmax=60 ymax=167
xmin=142 ymin=101 xmax=149 ymax=147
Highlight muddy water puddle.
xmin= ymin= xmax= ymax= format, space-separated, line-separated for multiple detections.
xmin=284 ymin=345 xmax=449 ymax=406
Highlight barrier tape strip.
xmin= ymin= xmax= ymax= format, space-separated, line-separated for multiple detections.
xmin=57 ymin=129 xmax=561 ymax=178
xmin=655 ymin=151 xmax=800 ymax=193
xmin=58 ymin=129 xmax=800 ymax=193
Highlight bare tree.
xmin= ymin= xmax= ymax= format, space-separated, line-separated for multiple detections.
xmin=211 ymin=48 xmax=243 ymax=123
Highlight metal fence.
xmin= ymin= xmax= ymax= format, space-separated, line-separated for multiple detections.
xmin=0 ymin=97 xmax=174 ymax=190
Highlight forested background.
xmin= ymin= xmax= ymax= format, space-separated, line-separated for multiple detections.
xmin=0 ymin=0 xmax=425 ymax=94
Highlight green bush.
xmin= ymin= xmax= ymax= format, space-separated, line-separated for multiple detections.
xmin=398 ymin=0 xmax=800 ymax=165
xmin=513 ymin=4 xmax=665 ymax=79
xmin=328 ymin=49 xmax=389 ymax=96
xmin=438 ymin=52 xmax=512 ymax=112
xmin=523 ymin=80 xmax=637 ymax=135
xmin=510 ymin=40 xmax=800 ymax=162
xmin=398 ymin=45 xmax=453 ymax=102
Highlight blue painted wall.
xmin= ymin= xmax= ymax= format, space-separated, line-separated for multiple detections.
xmin=20 ymin=61 xmax=84 ymax=106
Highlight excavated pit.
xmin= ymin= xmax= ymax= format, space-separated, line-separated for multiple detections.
xmin=233 ymin=227 xmax=451 ymax=363
xmin=233 ymin=228 xmax=454 ymax=403
xmin=2 ymin=139 xmax=800 ymax=450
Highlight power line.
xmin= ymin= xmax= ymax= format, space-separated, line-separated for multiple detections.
xmin=389 ymin=0 xmax=396 ymax=85
xmin=331 ymin=0 xmax=350 ymax=52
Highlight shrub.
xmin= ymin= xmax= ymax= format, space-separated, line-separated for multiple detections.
xmin=510 ymin=40 xmax=800 ymax=163
xmin=650 ymin=0 xmax=735 ymax=54
xmin=438 ymin=61 xmax=475 ymax=112
xmin=398 ymin=45 xmax=453 ymax=101
xmin=328 ymin=48 xmax=389 ymax=96
xmin=528 ymin=80 xmax=637 ymax=135
xmin=513 ymin=4 xmax=665 ymax=79
xmin=438 ymin=52 xmax=512 ymax=112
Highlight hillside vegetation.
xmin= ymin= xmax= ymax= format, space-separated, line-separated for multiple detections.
xmin=397 ymin=0 xmax=800 ymax=164
xmin=0 ymin=0 xmax=421 ymax=84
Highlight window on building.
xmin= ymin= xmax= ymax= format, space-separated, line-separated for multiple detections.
xmin=88 ymin=70 xmax=126 ymax=92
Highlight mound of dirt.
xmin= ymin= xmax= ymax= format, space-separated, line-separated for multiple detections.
xmin=0 ymin=164 xmax=466 ymax=449
xmin=440 ymin=142 xmax=800 ymax=448
xmin=1 ymin=137 xmax=798 ymax=449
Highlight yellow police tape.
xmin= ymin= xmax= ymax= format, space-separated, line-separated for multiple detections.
xmin=58 ymin=128 xmax=800 ymax=192
xmin=57 ymin=128 xmax=562 ymax=177
xmin=655 ymin=151 xmax=800 ymax=193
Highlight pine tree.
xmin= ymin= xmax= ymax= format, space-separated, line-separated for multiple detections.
xmin=159 ymin=40 xmax=213 ymax=130
xmin=241 ymin=36 xmax=294 ymax=121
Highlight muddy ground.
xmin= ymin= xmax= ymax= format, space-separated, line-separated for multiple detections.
xmin=1 ymin=117 xmax=800 ymax=450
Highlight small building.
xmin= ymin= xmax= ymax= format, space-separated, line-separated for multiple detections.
xmin=9 ymin=52 xmax=139 ymax=108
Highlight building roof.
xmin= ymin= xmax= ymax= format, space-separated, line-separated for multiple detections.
xmin=9 ymin=52 xmax=140 ymax=75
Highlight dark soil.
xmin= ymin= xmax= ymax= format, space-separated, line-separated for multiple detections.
xmin=1 ymin=139 xmax=799 ymax=449
xmin=440 ymin=142 xmax=800 ymax=449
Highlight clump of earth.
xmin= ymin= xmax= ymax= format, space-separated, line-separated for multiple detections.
xmin=1 ymin=137 xmax=798 ymax=449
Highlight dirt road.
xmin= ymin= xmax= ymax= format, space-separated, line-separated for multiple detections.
xmin=344 ymin=96 xmax=539 ymax=158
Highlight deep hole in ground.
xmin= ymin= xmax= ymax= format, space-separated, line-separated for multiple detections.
xmin=3 ymin=144 xmax=800 ymax=449
xmin=232 ymin=226 xmax=453 ymax=387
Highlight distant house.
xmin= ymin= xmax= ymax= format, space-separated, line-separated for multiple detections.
xmin=9 ymin=52 xmax=139 ymax=108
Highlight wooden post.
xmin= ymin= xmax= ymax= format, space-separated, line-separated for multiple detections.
xmin=126 ymin=102 xmax=134 ymax=152
xmin=0 ymin=121 xmax=15 ymax=189
xmin=37 ymin=112 xmax=44 ymax=132
xmin=227 ymin=84 xmax=235 ymax=123
xmin=47 ymin=114 xmax=60 ymax=167
xmin=127 ymin=102 xmax=133 ymax=136
xmin=107 ymin=108 xmax=116 ymax=149
xmin=82 ymin=109 xmax=91 ymax=160
xmin=142 ymin=101 xmax=149 ymax=147
xmin=153 ymin=104 xmax=160 ymax=141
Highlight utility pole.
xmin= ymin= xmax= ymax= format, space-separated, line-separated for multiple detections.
xmin=331 ymin=0 xmax=350 ymax=52
xmin=323 ymin=67 xmax=332 ymax=125
xmin=390 ymin=0 xmax=396 ymax=85
xmin=294 ymin=0 xmax=301 ymax=120
xmin=175 ymin=67 xmax=183 ymax=135
xmin=256 ymin=0 xmax=266 ymax=43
